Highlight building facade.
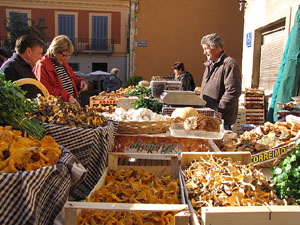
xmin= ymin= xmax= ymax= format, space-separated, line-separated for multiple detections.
xmin=241 ymin=0 xmax=299 ymax=110
xmin=129 ymin=0 xmax=245 ymax=87
xmin=242 ymin=0 xmax=299 ymax=93
xmin=0 ymin=0 xmax=130 ymax=85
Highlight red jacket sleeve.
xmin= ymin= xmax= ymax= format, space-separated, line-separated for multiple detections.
xmin=34 ymin=59 xmax=71 ymax=101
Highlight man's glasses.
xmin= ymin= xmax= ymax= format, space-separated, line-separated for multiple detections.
xmin=60 ymin=52 xmax=70 ymax=59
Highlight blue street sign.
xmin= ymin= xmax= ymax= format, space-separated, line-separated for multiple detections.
xmin=246 ymin=32 xmax=252 ymax=47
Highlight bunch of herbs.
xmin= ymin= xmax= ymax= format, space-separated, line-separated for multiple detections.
xmin=0 ymin=72 xmax=44 ymax=139
xmin=272 ymin=138 xmax=300 ymax=203
xmin=134 ymin=95 xmax=163 ymax=114
xmin=128 ymin=85 xmax=152 ymax=96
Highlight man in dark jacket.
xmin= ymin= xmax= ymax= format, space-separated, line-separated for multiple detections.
xmin=171 ymin=62 xmax=195 ymax=91
xmin=0 ymin=47 xmax=9 ymax=67
xmin=0 ymin=34 xmax=44 ymax=99
xmin=200 ymin=33 xmax=242 ymax=130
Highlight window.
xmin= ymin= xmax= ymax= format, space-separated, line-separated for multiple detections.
xmin=58 ymin=14 xmax=75 ymax=43
xmin=91 ymin=16 xmax=108 ymax=50
xmin=6 ymin=9 xmax=31 ymax=26
xmin=9 ymin=12 xmax=28 ymax=25
xmin=55 ymin=12 xmax=78 ymax=47
xmin=92 ymin=63 xmax=107 ymax=72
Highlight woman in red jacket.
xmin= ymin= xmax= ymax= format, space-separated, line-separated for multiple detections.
xmin=34 ymin=35 xmax=87 ymax=104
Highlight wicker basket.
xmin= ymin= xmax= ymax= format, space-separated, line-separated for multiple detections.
xmin=117 ymin=120 xmax=172 ymax=134
xmin=14 ymin=78 xmax=49 ymax=97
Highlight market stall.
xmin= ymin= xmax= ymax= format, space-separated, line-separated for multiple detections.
xmin=2 ymin=73 xmax=300 ymax=225
xmin=32 ymin=95 xmax=119 ymax=200
xmin=0 ymin=123 xmax=83 ymax=225
xmin=43 ymin=120 xmax=117 ymax=200
xmin=91 ymin=82 xmax=224 ymax=157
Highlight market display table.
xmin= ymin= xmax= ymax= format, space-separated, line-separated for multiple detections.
xmin=43 ymin=120 xmax=118 ymax=200
xmin=0 ymin=148 xmax=78 ymax=225
xmin=276 ymin=109 xmax=300 ymax=118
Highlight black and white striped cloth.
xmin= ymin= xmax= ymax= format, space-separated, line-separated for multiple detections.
xmin=0 ymin=148 xmax=78 ymax=225
xmin=43 ymin=120 xmax=118 ymax=200
xmin=50 ymin=57 xmax=74 ymax=96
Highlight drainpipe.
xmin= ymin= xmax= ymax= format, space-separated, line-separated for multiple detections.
xmin=128 ymin=0 xmax=137 ymax=78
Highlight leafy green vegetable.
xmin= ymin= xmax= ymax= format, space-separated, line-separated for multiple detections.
xmin=271 ymin=138 xmax=300 ymax=203
xmin=134 ymin=95 xmax=163 ymax=114
xmin=125 ymin=76 xmax=143 ymax=87
xmin=0 ymin=72 xmax=44 ymax=139
xmin=128 ymin=85 xmax=152 ymax=96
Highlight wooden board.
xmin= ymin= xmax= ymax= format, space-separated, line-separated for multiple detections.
xmin=180 ymin=152 xmax=252 ymax=169
xmin=202 ymin=206 xmax=300 ymax=225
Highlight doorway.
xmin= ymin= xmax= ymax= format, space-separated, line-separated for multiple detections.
xmin=91 ymin=63 xmax=108 ymax=92
xmin=92 ymin=63 xmax=107 ymax=72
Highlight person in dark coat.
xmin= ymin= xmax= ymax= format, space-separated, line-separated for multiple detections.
xmin=200 ymin=33 xmax=242 ymax=130
xmin=171 ymin=62 xmax=195 ymax=91
xmin=103 ymin=68 xmax=122 ymax=93
xmin=0 ymin=47 xmax=9 ymax=67
xmin=0 ymin=34 xmax=45 ymax=99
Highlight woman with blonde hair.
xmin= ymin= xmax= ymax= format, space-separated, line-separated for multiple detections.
xmin=34 ymin=35 xmax=87 ymax=104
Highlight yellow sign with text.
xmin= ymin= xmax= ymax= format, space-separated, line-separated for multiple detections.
xmin=251 ymin=142 xmax=295 ymax=164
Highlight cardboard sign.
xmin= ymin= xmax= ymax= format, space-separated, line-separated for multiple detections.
xmin=111 ymin=134 xmax=214 ymax=154
xmin=251 ymin=142 xmax=295 ymax=164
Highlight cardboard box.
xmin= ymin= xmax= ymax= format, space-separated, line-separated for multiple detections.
xmin=201 ymin=206 xmax=300 ymax=225
xmin=65 ymin=152 xmax=190 ymax=225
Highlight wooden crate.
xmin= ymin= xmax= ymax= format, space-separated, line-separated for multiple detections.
xmin=181 ymin=152 xmax=251 ymax=168
xmin=180 ymin=152 xmax=300 ymax=225
xmin=65 ymin=152 xmax=190 ymax=225
xmin=181 ymin=152 xmax=251 ymax=225
xmin=89 ymin=96 xmax=118 ymax=107
xmin=201 ymin=206 xmax=300 ymax=225
xmin=245 ymin=108 xmax=265 ymax=125
xmin=244 ymin=89 xmax=265 ymax=124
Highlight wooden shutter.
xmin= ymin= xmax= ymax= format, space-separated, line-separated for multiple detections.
xmin=91 ymin=16 xmax=108 ymax=50
xmin=259 ymin=26 xmax=285 ymax=94
xmin=58 ymin=14 xmax=75 ymax=42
